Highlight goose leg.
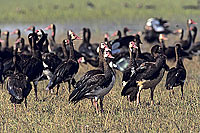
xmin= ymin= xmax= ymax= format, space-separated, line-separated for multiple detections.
xmin=181 ymin=84 xmax=184 ymax=100
xmin=56 ymin=84 xmax=60 ymax=95
xmin=14 ymin=103 xmax=16 ymax=113
xmin=91 ymin=99 xmax=93 ymax=106
xmin=150 ymin=87 xmax=155 ymax=105
xmin=137 ymin=86 xmax=142 ymax=106
xmin=67 ymin=80 xmax=72 ymax=92
xmin=100 ymin=97 xmax=104 ymax=113
xmin=33 ymin=81 xmax=38 ymax=101
xmin=71 ymin=78 xmax=76 ymax=88
xmin=24 ymin=98 xmax=27 ymax=108
xmin=172 ymin=89 xmax=175 ymax=96
xmin=93 ymin=99 xmax=98 ymax=114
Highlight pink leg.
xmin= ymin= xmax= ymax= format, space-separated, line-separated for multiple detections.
xmin=93 ymin=99 xmax=98 ymax=114
xmin=14 ymin=104 xmax=16 ymax=113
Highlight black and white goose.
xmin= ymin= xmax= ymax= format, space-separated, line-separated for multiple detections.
xmin=177 ymin=19 xmax=196 ymax=51
xmin=69 ymin=43 xmax=115 ymax=113
xmin=110 ymin=34 xmax=143 ymax=72
xmin=7 ymin=44 xmax=32 ymax=111
xmin=111 ymin=30 xmax=137 ymax=55
xmin=46 ymin=30 xmax=81 ymax=94
xmin=78 ymin=28 xmax=98 ymax=58
xmin=159 ymin=34 xmax=192 ymax=60
xmin=189 ymin=26 xmax=200 ymax=56
xmin=74 ymin=42 xmax=107 ymax=91
xmin=165 ymin=44 xmax=186 ymax=99
xmin=122 ymin=41 xmax=138 ymax=86
xmin=121 ymin=45 xmax=169 ymax=105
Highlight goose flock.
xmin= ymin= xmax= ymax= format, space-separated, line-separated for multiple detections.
xmin=0 ymin=18 xmax=199 ymax=113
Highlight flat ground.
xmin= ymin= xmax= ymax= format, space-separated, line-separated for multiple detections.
xmin=0 ymin=33 xmax=200 ymax=132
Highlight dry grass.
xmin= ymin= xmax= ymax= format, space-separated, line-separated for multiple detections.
xmin=0 ymin=34 xmax=200 ymax=132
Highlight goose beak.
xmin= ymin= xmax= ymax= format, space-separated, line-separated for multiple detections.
xmin=44 ymin=25 xmax=52 ymax=30
xmin=0 ymin=39 xmax=4 ymax=43
xmin=11 ymin=30 xmax=17 ymax=35
xmin=111 ymin=31 xmax=118 ymax=37
xmin=15 ymin=38 xmax=21 ymax=44
xmin=159 ymin=34 xmax=168 ymax=41
xmin=191 ymin=19 xmax=197 ymax=24
xmin=104 ymin=33 xmax=110 ymax=40
xmin=25 ymin=26 xmax=33 ymax=31
xmin=2 ymin=31 xmax=8 ymax=35
xmin=73 ymin=33 xmax=82 ymax=40
xmin=108 ymin=54 xmax=114 ymax=59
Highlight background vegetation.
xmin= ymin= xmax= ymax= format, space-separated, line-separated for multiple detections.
xmin=0 ymin=0 xmax=199 ymax=23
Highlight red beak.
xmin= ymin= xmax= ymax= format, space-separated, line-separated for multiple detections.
xmin=25 ymin=26 xmax=33 ymax=31
xmin=111 ymin=31 xmax=118 ymax=37
xmin=73 ymin=32 xmax=82 ymax=40
xmin=191 ymin=20 xmax=197 ymax=24
xmin=0 ymin=39 xmax=4 ymax=43
xmin=44 ymin=25 xmax=51 ymax=30
xmin=108 ymin=53 xmax=114 ymax=58
xmin=11 ymin=30 xmax=16 ymax=35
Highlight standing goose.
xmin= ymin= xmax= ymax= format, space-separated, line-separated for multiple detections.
xmin=123 ymin=27 xmax=132 ymax=37
xmin=45 ymin=24 xmax=83 ymax=59
xmin=121 ymin=45 xmax=169 ymax=105
xmin=69 ymin=46 xmax=115 ymax=113
xmin=1 ymin=31 xmax=13 ymax=62
xmin=159 ymin=34 xmax=192 ymax=60
xmin=7 ymin=43 xmax=32 ymax=111
xmin=78 ymin=28 xmax=98 ymax=58
xmin=18 ymin=31 xmax=44 ymax=100
xmin=189 ymin=26 xmax=200 ymax=56
xmin=44 ymin=24 xmax=56 ymax=46
xmin=134 ymin=34 xmax=154 ymax=62
xmin=11 ymin=29 xmax=28 ymax=53
xmin=87 ymin=28 xmax=99 ymax=55
xmin=111 ymin=30 xmax=138 ymax=55
xmin=111 ymin=34 xmax=143 ymax=72
xmin=177 ymin=19 xmax=196 ymax=51
xmin=165 ymin=44 xmax=186 ymax=99
xmin=174 ymin=28 xmax=184 ymax=41
xmin=73 ymin=42 xmax=107 ymax=91
xmin=46 ymin=30 xmax=81 ymax=94
xmin=122 ymin=41 xmax=138 ymax=86
xmin=44 ymin=24 xmax=63 ymax=57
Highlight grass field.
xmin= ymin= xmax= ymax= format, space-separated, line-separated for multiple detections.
xmin=0 ymin=0 xmax=199 ymax=23
xmin=0 ymin=33 xmax=200 ymax=132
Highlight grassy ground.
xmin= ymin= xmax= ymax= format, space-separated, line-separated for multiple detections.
xmin=0 ymin=0 xmax=199 ymax=23
xmin=0 ymin=33 xmax=199 ymax=132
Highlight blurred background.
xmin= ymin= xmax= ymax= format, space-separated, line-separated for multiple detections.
xmin=0 ymin=0 xmax=199 ymax=35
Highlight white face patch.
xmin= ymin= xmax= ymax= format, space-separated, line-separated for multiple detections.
xmin=122 ymin=81 xmax=127 ymax=86
xmin=43 ymin=62 xmax=48 ymax=68
xmin=109 ymin=62 xmax=114 ymax=68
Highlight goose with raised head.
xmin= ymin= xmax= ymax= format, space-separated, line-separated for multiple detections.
xmin=1 ymin=31 xmax=13 ymax=62
xmin=189 ymin=26 xmax=200 ymax=56
xmin=121 ymin=45 xmax=169 ymax=105
xmin=159 ymin=34 xmax=192 ymax=60
xmin=78 ymin=28 xmax=98 ymax=58
xmin=123 ymin=27 xmax=132 ymax=37
xmin=46 ymin=30 xmax=81 ymax=94
xmin=69 ymin=44 xmax=115 ymax=113
xmin=165 ymin=44 xmax=186 ymax=99
xmin=122 ymin=41 xmax=138 ymax=87
xmin=177 ymin=19 xmax=196 ymax=51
